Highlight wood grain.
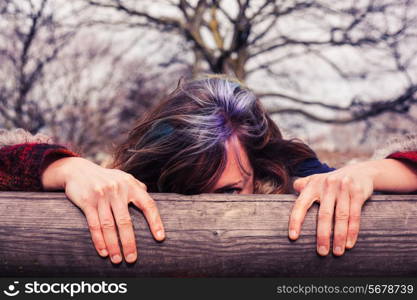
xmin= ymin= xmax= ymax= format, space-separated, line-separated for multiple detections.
xmin=0 ymin=192 xmax=417 ymax=277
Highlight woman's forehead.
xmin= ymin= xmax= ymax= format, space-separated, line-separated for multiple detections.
xmin=212 ymin=137 xmax=253 ymax=189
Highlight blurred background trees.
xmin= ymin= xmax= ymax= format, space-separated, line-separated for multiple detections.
xmin=0 ymin=0 xmax=189 ymax=159
xmin=1 ymin=0 xmax=417 ymax=164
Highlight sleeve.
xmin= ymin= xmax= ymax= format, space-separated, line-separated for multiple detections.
xmin=387 ymin=151 xmax=417 ymax=165
xmin=292 ymin=157 xmax=336 ymax=177
xmin=0 ymin=129 xmax=79 ymax=191
xmin=372 ymin=134 xmax=417 ymax=165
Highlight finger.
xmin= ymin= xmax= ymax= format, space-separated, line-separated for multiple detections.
xmin=293 ymin=176 xmax=310 ymax=193
xmin=98 ymin=195 xmax=122 ymax=264
xmin=346 ymin=183 xmax=364 ymax=249
xmin=316 ymin=177 xmax=338 ymax=256
xmin=110 ymin=183 xmax=137 ymax=263
xmin=288 ymin=181 xmax=317 ymax=240
xmin=332 ymin=177 xmax=351 ymax=256
xmin=83 ymin=206 xmax=108 ymax=257
xmin=130 ymin=185 xmax=165 ymax=241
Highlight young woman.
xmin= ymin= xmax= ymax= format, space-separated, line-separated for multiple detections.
xmin=1 ymin=76 xmax=417 ymax=265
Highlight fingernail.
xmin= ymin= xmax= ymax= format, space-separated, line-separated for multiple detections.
xmin=126 ymin=253 xmax=137 ymax=263
xmin=318 ymin=246 xmax=328 ymax=256
xmin=156 ymin=230 xmax=165 ymax=240
xmin=111 ymin=254 xmax=122 ymax=263
xmin=346 ymin=239 xmax=354 ymax=248
xmin=100 ymin=249 xmax=108 ymax=257
xmin=334 ymin=246 xmax=342 ymax=255
xmin=289 ymin=230 xmax=297 ymax=239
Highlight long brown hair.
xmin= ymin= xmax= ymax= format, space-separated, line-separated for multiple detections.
xmin=111 ymin=76 xmax=316 ymax=194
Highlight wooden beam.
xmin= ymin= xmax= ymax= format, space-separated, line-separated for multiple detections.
xmin=1 ymin=192 xmax=417 ymax=277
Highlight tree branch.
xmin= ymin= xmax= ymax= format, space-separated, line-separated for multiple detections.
xmin=87 ymin=0 xmax=183 ymax=30
xmin=267 ymin=85 xmax=417 ymax=124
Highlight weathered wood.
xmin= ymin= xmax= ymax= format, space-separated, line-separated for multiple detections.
xmin=0 ymin=192 xmax=417 ymax=277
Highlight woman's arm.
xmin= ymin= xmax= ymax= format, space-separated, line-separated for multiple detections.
xmin=0 ymin=129 xmax=165 ymax=264
xmin=0 ymin=143 xmax=79 ymax=191
xmin=0 ymin=128 xmax=79 ymax=191
xmin=371 ymin=133 xmax=417 ymax=191
xmin=289 ymin=135 xmax=417 ymax=257
xmin=360 ymin=158 xmax=417 ymax=192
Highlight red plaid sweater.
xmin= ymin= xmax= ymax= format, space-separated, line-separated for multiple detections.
xmin=0 ymin=143 xmax=416 ymax=191
xmin=0 ymin=143 xmax=79 ymax=191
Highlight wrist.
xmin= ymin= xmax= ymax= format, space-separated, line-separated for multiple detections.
xmin=361 ymin=158 xmax=417 ymax=192
xmin=41 ymin=156 xmax=80 ymax=190
xmin=359 ymin=160 xmax=381 ymax=189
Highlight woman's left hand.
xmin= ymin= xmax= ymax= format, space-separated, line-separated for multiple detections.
xmin=288 ymin=163 xmax=376 ymax=256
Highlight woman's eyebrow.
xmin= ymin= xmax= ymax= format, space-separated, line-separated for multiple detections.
xmin=214 ymin=180 xmax=242 ymax=192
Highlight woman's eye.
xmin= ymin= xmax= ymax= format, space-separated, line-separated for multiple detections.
xmin=222 ymin=188 xmax=242 ymax=194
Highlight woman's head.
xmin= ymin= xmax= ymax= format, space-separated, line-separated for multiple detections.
xmin=111 ymin=76 xmax=316 ymax=194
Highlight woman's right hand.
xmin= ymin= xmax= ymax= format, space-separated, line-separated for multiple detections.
xmin=41 ymin=157 xmax=165 ymax=264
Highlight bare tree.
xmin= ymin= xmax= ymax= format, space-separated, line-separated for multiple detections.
xmin=85 ymin=0 xmax=417 ymax=124
xmin=2 ymin=0 xmax=417 ymax=160
xmin=0 ymin=0 xmax=77 ymax=132
xmin=0 ymin=0 xmax=188 ymax=163
xmin=50 ymin=43 xmax=190 ymax=160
